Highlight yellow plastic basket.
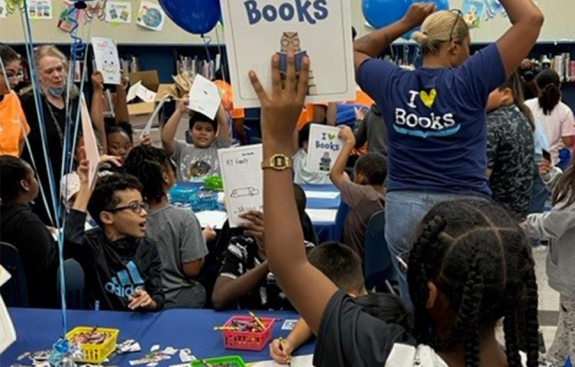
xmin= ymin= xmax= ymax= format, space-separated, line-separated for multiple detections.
xmin=66 ymin=327 xmax=119 ymax=363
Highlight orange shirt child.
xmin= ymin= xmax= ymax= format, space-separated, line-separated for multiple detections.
xmin=0 ymin=91 xmax=30 ymax=157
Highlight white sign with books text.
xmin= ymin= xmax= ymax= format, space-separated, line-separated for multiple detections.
xmin=306 ymin=124 xmax=343 ymax=174
xmin=220 ymin=0 xmax=355 ymax=108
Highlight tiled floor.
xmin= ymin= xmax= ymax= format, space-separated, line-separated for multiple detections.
xmin=533 ymin=247 xmax=560 ymax=351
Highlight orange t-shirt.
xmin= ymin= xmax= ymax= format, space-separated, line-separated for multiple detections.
xmin=0 ymin=91 xmax=30 ymax=157
xmin=215 ymin=80 xmax=245 ymax=119
xmin=354 ymin=90 xmax=374 ymax=107
xmin=297 ymin=102 xmax=328 ymax=130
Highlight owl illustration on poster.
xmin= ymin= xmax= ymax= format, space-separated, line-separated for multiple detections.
xmin=276 ymin=32 xmax=318 ymax=96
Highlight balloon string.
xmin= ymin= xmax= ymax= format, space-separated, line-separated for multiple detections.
xmin=20 ymin=0 xmax=66 ymax=333
xmin=214 ymin=23 xmax=227 ymax=83
xmin=201 ymin=34 xmax=213 ymax=79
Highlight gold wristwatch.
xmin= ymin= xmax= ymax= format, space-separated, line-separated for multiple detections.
xmin=261 ymin=154 xmax=292 ymax=171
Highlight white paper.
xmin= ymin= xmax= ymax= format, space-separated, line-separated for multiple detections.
xmin=281 ymin=319 xmax=298 ymax=331
xmin=218 ymin=145 xmax=263 ymax=228
xmin=0 ymin=266 xmax=11 ymax=287
xmin=105 ymin=0 xmax=132 ymax=23
xmin=251 ymin=354 xmax=314 ymax=367
xmin=127 ymin=81 xmax=157 ymax=103
xmin=92 ymin=37 xmax=121 ymax=85
xmin=194 ymin=211 xmax=228 ymax=230
xmin=80 ymin=95 xmax=101 ymax=189
xmin=306 ymin=125 xmax=344 ymax=174
xmin=305 ymin=191 xmax=340 ymax=199
xmin=220 ymin=0 xmax=355 ymax=108
xmin=305 ymin=209 xmax=337 ymax=224
xmin=127 ymin=81 xmax=141 ymax=102
xmin=136 ymin=1 xmax=166 ymax=31
xmin=0 ymin=266 xmax=16 ymax=354
xmin=27 ymin=0 xmax=52 ymax=19
xmin=0 ymin=0 xmax=8 ymax=18
xmin=188 ymin=74 xmax=222 ymax=120
xmin=140 ymin=96 xmax=170 ymax=139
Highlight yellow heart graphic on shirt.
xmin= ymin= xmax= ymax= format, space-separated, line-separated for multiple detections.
xmin=420 ymin=89 xmax=437 ymax=108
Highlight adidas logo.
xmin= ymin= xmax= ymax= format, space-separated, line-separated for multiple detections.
xmin=105 ymin=261 xmax=145 ymax=298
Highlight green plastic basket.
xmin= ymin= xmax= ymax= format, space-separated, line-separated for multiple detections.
xmin=191 ymin=355 xmax=248 ymax=367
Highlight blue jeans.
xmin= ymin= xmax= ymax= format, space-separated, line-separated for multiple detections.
xmin=385 ymin=190 xmax=487 ymax=308
xmin=530 ymin=168 xmax=549 ymax=214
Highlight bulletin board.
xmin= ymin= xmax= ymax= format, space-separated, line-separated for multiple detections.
xmin=351 ymin=0 xmax=575 ymax=43
xmin=0 ymin=0 xmax=221 ymax=45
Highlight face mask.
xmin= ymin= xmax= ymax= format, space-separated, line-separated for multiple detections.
xmin=48 ymin=86 xmax=66 ymax=98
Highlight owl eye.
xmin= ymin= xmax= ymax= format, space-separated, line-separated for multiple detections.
xmin=281 ymin=39 xmax=290 ymax=47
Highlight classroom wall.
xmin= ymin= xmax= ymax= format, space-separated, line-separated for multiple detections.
xmin=0 ymin=0 xmax=220 ymax=45
xmin=3 ymin=0 xmax=575 ymax=45
xmin=351 ymin=0 xmax=575 ymax=43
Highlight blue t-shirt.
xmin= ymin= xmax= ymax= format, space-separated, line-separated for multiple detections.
xmin=357 ymin=44 xmax=506 ymax=197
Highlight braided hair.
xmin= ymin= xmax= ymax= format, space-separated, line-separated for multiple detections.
xmin=124 ymin=145 xmax=176 ymax=203
xmin=407 ymin=200 xmax=539 ymax=367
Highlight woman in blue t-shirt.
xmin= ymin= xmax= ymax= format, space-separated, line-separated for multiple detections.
xmin=353 ymin=0 xmax=544 ymax=305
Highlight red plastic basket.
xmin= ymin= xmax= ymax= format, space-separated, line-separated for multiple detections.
xmin=221 ymin=316 xmax=275 ymax=351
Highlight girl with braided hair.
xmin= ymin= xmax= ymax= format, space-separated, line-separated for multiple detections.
xmin=525 ymin=157 xmax=575 ymax=366
xmin=250 ymin=51 xmax=540 ymax=367
xmin=124 ymin=145 xmax=210 ymax=308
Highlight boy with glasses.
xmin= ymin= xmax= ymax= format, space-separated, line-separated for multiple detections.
xmin=64 ymin=161 xmax=164 ymax=311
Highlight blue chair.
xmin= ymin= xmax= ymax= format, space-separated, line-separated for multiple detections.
xmin=0 ymin=242 xmax=29 ymax=307
xmin=363 ymin=210 xmax=395 ymax=293
xmin=57 ymin=259 xmax=86 ymax=309
xmin=333 ymin=200 xmax=350 ymax=242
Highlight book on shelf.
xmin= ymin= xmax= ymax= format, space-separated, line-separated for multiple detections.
xmin=176 ymin=55 xmax=217 ymax=80
xmin=549 ymin=53 xmax=574 ymax=82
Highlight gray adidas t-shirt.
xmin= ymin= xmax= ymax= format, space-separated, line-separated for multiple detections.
xmin=173 ymin=138 xmax=230 ymax=182
xmin=146 ymin=205 xmax=208 ymax=308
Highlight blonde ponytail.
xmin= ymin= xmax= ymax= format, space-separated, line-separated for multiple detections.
xmin=412 ymin=11 xmax=469 ymax=55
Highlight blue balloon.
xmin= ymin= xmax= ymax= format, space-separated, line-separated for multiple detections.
xmin=362 ymin=0 xmax=410 ymax=29
xmin=159 ymin=0 xmax=221 ymax=35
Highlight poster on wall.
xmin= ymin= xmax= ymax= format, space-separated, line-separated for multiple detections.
xmin=105 ymin=0 xmax=132 ymax=24
xmin=92 ymin=37 xmax=121 ymax=85
xmin=28 ymin=0 xmax=53 ymax=20
xmin=136 ymin=1 xmax=166 ymax=32
xmin=462 ymin=0 xmax=485 ymax=28
xmin=220 ymin=0 xmax=356 ymax=108
xmin=0 ymin=0 xmax=8 ymax=18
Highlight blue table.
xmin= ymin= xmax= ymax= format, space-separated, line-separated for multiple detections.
xmin=4 ymin=308 xmax=314 ymax=366
xmin=300 ymin=184 xmax=342 ymax=242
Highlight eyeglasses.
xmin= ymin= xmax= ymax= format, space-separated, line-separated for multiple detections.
xmin=106 ymin=202 xmax=148 ymax=214
xmin=448 ymin=9 xmax=464 ymax=43
xmin=3 ymin=71 xmax=22 ymax=81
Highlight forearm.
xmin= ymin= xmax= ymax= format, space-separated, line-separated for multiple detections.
xmin=217 ymin=108 xmax=231 ymax=144
xmin=72 ymin=183 xmax=91 ymax=213
xmin=161 ymin=110 xmax=183 ymax=154
xmin=354 ymin=19 xmax=414 ymax=61
xmin=115 ymin=86 xmax=130 ymax=123
xmin=287 ymin=319 xmax=314 ymax=350
xmin=91 ymin=90 xmax=107 ymax=152
xmin=330 ymin=141 xmax=354 ymax=187
xmin=212 ymin=263 xmax=269 ymax=309
xmin=500 ymin=0 xmax=543 ymax=25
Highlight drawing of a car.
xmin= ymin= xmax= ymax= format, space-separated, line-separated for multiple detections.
xmin=230 ymin=187 xmax=260 ymax=198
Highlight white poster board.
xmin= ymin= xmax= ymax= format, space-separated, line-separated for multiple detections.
xmin=80 ymin=96 xmax=101 ymax=189
xmin=220 ymin=0 xmax=355 ymax=108
xmin=218 ymin=144 xmax=263 ymax=228
xmin=306 ymin=124 xmax=343 ymax=174
xmin=92 ymin=37 xmax=121 ymax=85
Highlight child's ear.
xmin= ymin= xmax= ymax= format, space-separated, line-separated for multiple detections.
xmin=19 ymin=179 xmax=30 ymax=192
xmin=100 ymin=211 xmax=114 ymax=226
xmin=426 ymin=281 xmax=438 ymax=309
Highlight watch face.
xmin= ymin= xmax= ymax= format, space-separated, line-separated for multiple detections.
xmin=273 ymin=155 xmax=286 ymax=167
